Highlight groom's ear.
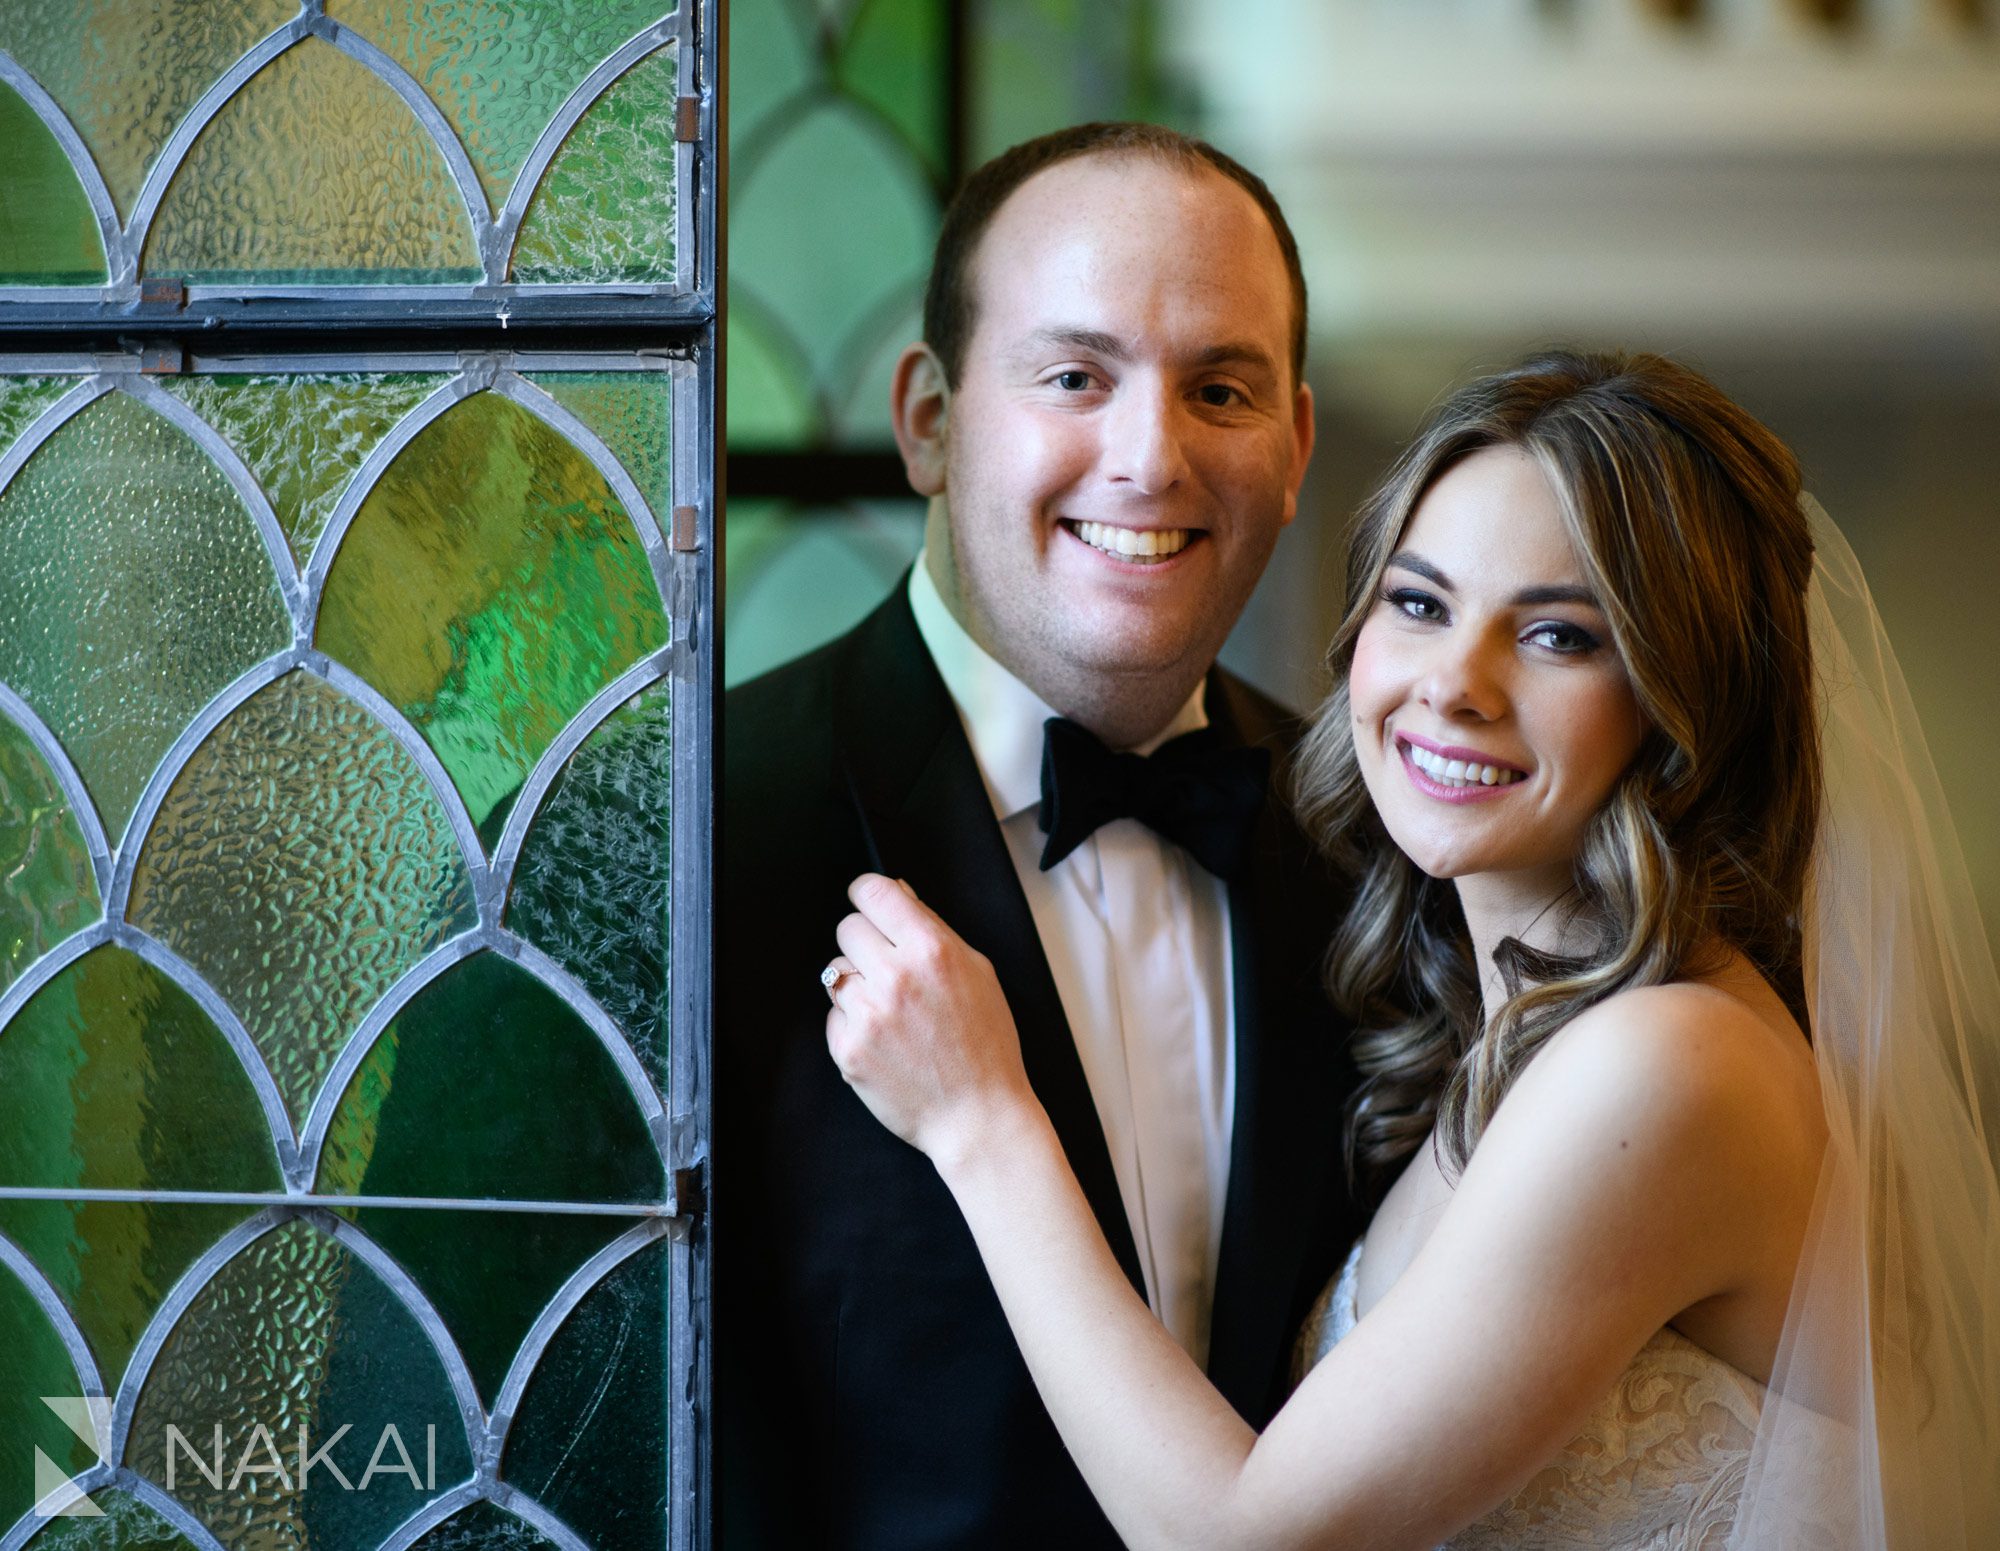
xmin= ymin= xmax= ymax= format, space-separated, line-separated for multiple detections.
xmin=891 ymin=343 xmax=950 ymax=498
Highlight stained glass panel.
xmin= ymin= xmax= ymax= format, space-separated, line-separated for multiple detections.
xmin=0 ymin=391 xmax=293 ymax=844
xmin=0 ymin=1263 xmax=95 ymax=1532
xmin=316 ymin=390 xmax=668 ymax=845
xmin=127 ymin=670 xmax=479 ymax=1130
xmin=0 ymin=945 xmax=282 ymax=1193
xmin=510 ymin=682 xmax=671 ymax=1090
xmin=324 ymin=0 xmax=671 ymax=211
xmin=21 ymin=1487 xmax=205 ymax=1551
xmin=160 ymin=374 xmax=447 ymax=563
xmin=0 ymin=1199 xmax=252 ymax=1397
xmin=0 ymin=1 xmax=294 ymax=223
xmin=501 ymin=1237 xmax=668 ymax=1551
xmin=0 ymin=84 xmax=106 ymax=286
xmin=0 ymin=377 xmax=73 ymax=460
xmin=405 ymin=1500 xmax=559 ymax=1551
xmin=127 ymin=1218 xmax=475 ymax=1551
xmin=525 ymin=372 xmax=675 ymax=528
xmin=143 ymin=40 xmax=482 ymax=286
xmin=511 ymin=47 xmax=678 ymax=286
xmin=0 ymin=711 xmax=98 ymax=998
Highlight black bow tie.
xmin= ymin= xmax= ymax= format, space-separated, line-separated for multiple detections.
xmin=1037 ymin=717 xmax=1270 ymax=881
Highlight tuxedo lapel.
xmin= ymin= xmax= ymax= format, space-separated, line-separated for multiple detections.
xmin=830 ymin=588 xmax=1147 ymax=1297
xmin=1203 ymin=673 xmax=1346 ymax=1420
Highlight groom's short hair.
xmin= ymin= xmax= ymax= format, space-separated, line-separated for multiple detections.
xmin=921 ymin=121 xmax=1309 ymax=391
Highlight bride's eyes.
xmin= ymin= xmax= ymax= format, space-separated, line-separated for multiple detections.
xmin=1382 ymin=586 xmax=1445 ymax=624
xmin=1523 ymin=620 xmax=1602 ymax=656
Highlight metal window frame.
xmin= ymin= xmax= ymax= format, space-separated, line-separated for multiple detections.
xmin=0 ymin=0 xmax=718 ymax=1542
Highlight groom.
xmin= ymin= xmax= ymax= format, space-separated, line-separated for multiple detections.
xmin=720 ymin=123 xmax=1361 ymax=1548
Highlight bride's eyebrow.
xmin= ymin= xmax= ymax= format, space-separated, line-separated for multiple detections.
xmin=1387 ymin=551 xmax=1600 ymax=609
xmin=1385 ymin=550 xmax=1451 ymax=588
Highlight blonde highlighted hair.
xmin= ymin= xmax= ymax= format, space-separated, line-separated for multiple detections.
xmin=1294 ymin=350 xmax=1820 ymax=1184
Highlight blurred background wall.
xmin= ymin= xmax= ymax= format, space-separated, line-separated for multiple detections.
xmin=723 ymin=0 xmax=2000 ymax=953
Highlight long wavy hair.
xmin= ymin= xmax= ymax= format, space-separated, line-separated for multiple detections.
xmin=1293 ymin=350 xmax=1821 ymax=1186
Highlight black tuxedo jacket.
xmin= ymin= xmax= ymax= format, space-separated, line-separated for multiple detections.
xmin=718 ymin=585 xmax=1361 ymax=1549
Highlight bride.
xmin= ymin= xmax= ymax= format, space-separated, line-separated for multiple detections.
xmin=818 ymin=351 xmax=1999 ymax=1549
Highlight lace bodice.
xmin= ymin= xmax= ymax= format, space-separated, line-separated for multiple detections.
xmin=1293 ymin=1241 xmax=1766 ymax=1550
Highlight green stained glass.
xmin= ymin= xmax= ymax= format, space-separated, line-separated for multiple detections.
xmin=0 ymin=944 xmax=282 ymax=1193
xmin=0 ymin=1200 xmax=252 ymax=1398
xmin=326 ymin=0 xmax=671 ymax=211
xmin=727 ymin=0 xmax=814 ymax=150
xmin=23 ymin=1487 xmax=204 ymax=1551
xmin=501 ymin=1237 xmax=667 ymax=1551
xmin=316 ymin=391 xmax=668 ymax=845
xmin=831 ymin=295 xmax=916 ymax=443
xmin=837 ymin=0 xmax=947 ymax=184
xmin=160 ymin=374 xmax=446 ymax=563
xmin=732 ymin=99 xmax=934 ymax=384
xmin=0 ymin=1265 xmax=94 ymax=1531
xmin=0 ymin=711 xmax=99 ymax=999
xmin=128 ymin=1218 xmax=474 ymax=1551
xmin=315 ymin=949 xmax=662 ymax=1404
xmin=127 ymin=671 xmax=478 ymax=1130
xmin=0 ymin=378 xmax=74 ymax=462
xmin=511 ymin=47 xmax=677 ymax=285
xmin=0 ymin=1 xmax=294 ymax=222
xmin=510 ymin=683 xmax=670 ymax=1089
xmin=143 ymin=40 xmax=481 ymax=286
xmin=724 ymin=305 xmax=820 ymax=448
xmin=0 ymin=84 xmax=106 ymax=285
xmin=0 ymin=391 xmax=293 ymax=843
xmin=525 ymin=373 xmax=674 ymax=528
xmin=405 ymin=1501 xmax=559 ymax=1551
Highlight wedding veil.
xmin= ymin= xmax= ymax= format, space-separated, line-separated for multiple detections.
xmin=1727 ymin=497 xmax=2000 ymax=1548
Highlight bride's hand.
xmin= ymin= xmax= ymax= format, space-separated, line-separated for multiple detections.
xmin=825 ymin=873 xmax=1038 ymax=1166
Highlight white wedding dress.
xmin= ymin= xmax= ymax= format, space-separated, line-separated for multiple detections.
xmin=1292 ymin=1239 xmax=1842 ymax=1550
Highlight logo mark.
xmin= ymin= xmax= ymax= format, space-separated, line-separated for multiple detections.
xmin=34 ymin=1397 xmax=109 ymax=1518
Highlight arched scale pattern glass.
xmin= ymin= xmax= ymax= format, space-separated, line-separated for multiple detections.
xmin=160 ymin=373 xmax=447 ymax=565
xmin=0 ymin=1198 xmax=253 ymax=1401
xmin=405 ymin=1499 xmax=559 ymax=1551
xmin=0 ymin=1263 xmax=96 ymax=1533
xmin=523 ymin=373 xmax=674 ymax=529
xmin=143 ymin=39 xmax=482 ymax=286
xmin=315 ymin=950 xmax=663 ymax=1405
xmin=20 ymin=1487 xmax=206 ymax=1551
xmin=0 ymin=0 xmax=294 ymax=222
xmin=127 ymin=670 xmax=479 ymax=1131
xmin=0 ymin=83 xmax=106 ymax=285
xmin=325 ymin=0 xmax=671 ymax=211
xmin=510 ymin=46 xmax=677 ymax=286
xmin=0 ymin=944 xmax=281 ymax=1195
xmin=126 ymin=1217 xmax=475 ymax=1551
xmin=0 ymin=378 xmax=75 ymax=461
xmin=0 ymin=390 xmax=294 ymax=845
xmin=316 ymin=390 xmax=667 ymax=847
xmin=0 ymin=709 xmax=99 ymax=998
xmin=509 ymin=681 xmax=670 ymax=1090
xmin=501 ymin=1235 xmax=667 ymax=1551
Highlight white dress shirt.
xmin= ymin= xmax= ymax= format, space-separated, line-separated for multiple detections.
xmin=908 ymin=556 xmax=1236 ymax=1365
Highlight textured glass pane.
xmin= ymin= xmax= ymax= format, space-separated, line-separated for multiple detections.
xmin=127 ymin=671 xmax=478 ymax=1130
xmin=502 ymin=1237 xmax=667 ymax=1551
xmin=511 ymin=46 xmax=677 ymax=285
xmin=128 ymin=1219 xmax=474 ymax=1551
xmin=326 ymin=0 xmax=671 ymax=210
xmin=732 ymin=99 xmax=933 ymax=388
xmin=0 ymin=392 xmax=293 ymax=843
xmin=405 ymin=1500 xmax=557 ymax=1551
xmin=0 ymin=1200 xmax=252 ymax=1398
xmin=0 ymin=83 xmax=106 ymax=285
xmin=315 ymin=949 xmax=663 ymax=1404
xmin=0 ymin=378 xmax=73 ymax=461
xmin=836 ymin=0 xmax=946 ymax=184
xmin=0 ymin=1264 xmax=94 ymax=1532
xmin=509 ymin=683 xmax=669 ymax=1090
xmin=160 ymin=374 xmax=446 ymax=563
xmin=0 ymin=2 xmax=293 ymax=221
xmin=316 ymin=391 xmax=668 ymax=846
xmin=522 ymin=372 xmax=673 ymax=537
xmin=723 ymin=306 xmax=820 ymax=448
xmin=22 ymin=1487 xmax=204 ymax=1551
xmin=144 ymin=40 xmax=481 ymax=286
xmin=0 ymin=945 xmax=281 ymax=1193
xmin=0 ymin=711 xmax=100 ymax=999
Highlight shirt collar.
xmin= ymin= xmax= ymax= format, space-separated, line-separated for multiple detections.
xmin=907 ymin=551 xmax=1210 ymax=823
